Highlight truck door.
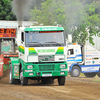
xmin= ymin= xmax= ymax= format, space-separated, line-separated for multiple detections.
xmin=67 ymin=48 xmax=75 ymax=63
xmin=67 ymin=47 xmax=76 ymax=71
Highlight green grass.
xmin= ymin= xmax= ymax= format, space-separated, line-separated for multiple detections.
xmin=80 ymin=73 xmax=99 ymax=78
xmin=3 ymin=64 xmax=9 ymax=72
xmin=80 ymin=73 xmax=85 ymax=76
xmin=93 ymin=79 xmax=100 ymax=82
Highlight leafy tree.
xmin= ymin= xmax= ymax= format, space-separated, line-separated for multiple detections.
xmin=30 ymin=0 xmax=47 ymax=10
xmin=0 ymin=0 xmax=16 ymax=20
xmin=30 ymin=0 xmax=55 ymax=25
xmin=49 ymin=0 xmax=67 ymax=31
xmin=30 ymin=0 xmax=100 ymax=45
xmin=72 ymin=1 xmax=100 ymax=45
xmin=63 ymin=0 xmax=85 ymax=36
xmin=30 ymin=0 xmax=84 ymax=32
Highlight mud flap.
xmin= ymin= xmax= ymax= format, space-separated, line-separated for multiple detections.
xmin=0 ymin=64 xmax=3 ymax=77
xmin=0 ymin=54 xmax=4 ymax=77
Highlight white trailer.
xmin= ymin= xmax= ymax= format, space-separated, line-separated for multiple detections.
xmin=66 ymin=44 xmax=100 ymax=77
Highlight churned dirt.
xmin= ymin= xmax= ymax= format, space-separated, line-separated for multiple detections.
xmin=0 ymin=71 xmax=100 ymax=100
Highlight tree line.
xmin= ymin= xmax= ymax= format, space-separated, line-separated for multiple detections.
xmin=0 ymin=0 xmax=100 ymax=45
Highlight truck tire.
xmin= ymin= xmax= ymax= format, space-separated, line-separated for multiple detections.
xmin=84 ymin=73 xmax=96 ymax=78
xmin=97 ymin=70 xmax=100 ymax=77
xmin=58 ymin=76 xmax=65 ymax=85
xmin=9 ymin=65 xmax=15 ymax=84
xmin=9 ymin=64 xmax=20 ymax=84
xmin=70 ymin=66 xmax=80 ymax=77
xmin=20 ymin=68 xmax=28 ymax=86
xmin=97 ymin=73 xmax=100 ymax=77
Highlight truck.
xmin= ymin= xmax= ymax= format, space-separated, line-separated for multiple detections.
xmin=9 ymin=26 xmax=68 ymax=86
xmin=67 ymin=44 xmax=100 ymax=77
xmin=0 ymin=28 xmax=18 ymax=78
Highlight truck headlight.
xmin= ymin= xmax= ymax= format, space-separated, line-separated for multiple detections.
xmin=60 ymin=64 xmax=66 ymax=68
xmin=27 ymin=65 xmax=33 ymax=69
xmin=29 ymin=73 xmax=33 ymax=76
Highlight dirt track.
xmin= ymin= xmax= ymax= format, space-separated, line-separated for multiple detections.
xmin=0 ymin=71 xmax=100 ymax=100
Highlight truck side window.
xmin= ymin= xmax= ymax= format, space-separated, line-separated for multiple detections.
xmin=21 ymin=32 xmax=24 ymax=42
xmin=67 ymin=49 xmax=74 ymax=55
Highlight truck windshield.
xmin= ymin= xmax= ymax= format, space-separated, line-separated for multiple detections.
xmin=25 ymin=32 xmax=65 ymax=47
xmin=1 ymin=40 xmax=14 ymax=54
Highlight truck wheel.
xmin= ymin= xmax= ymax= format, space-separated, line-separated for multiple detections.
xmin=58 ymin=76 xmax=65 ymax=85
xmin=9 ymin=64 xmax=20 ymax=84
xmin=20 ymin=68 xmax=28 ymax=86
xmin=70 ymin=66 xmax=80 ymax=77
xmin=97 ymin=73 xmax=100 ymax=77
xmin=97 ymin=70 xmax=100 ymax=77
xmin=9 ymin=65 xmax=15 ymax=84
xmin=84 ymin=73 xmax=96 ymax=77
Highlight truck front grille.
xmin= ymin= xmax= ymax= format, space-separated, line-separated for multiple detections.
xmin=39 ymin=65 xmax=55 ymax=71
xmin=38 ymin=55 xmax=54 ymax=62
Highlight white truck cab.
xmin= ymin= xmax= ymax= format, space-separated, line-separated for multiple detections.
xmin=66 ymin=44 xmax=100 ymax=77
xmin=9 ymin=26 xmax=68 ymax=86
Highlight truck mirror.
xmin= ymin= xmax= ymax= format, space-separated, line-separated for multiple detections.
xmin=67 ymin=51 xmax=71 ymax=55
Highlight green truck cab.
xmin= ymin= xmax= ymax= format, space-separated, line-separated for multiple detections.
xmin=9 ymin=26 xmax=68 ymax=86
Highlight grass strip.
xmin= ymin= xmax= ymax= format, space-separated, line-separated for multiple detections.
xmin=3 ymin=64 xmax=9 ymax=72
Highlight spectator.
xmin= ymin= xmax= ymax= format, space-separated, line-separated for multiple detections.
xmin=29 ymin=35 xmax=33 ymax=42
xmin=53 ymin=34 xmax=61 ymax=42
xmin=70 ymin=49 xmax=73 ymax=54
xmin=2 ymin=43 xmax=10 ymax=52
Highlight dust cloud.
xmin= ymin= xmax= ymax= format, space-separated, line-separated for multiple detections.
xmin=12 ymin=0 xmax=32 ymax=26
